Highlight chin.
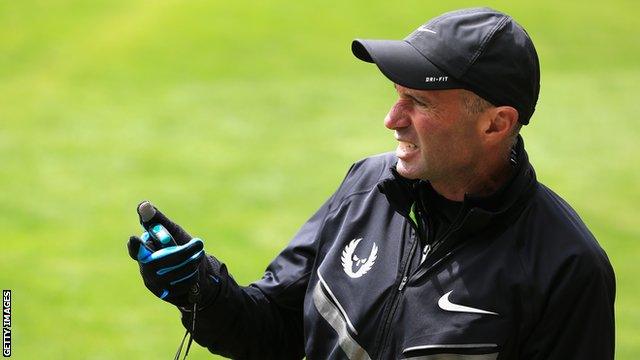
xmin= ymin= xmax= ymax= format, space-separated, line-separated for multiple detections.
xmin=396 ymin=160 xmax=424 ymax=180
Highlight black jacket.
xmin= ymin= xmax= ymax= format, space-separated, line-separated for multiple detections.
xmin=182 ymin=138 xmax=616 ymax=359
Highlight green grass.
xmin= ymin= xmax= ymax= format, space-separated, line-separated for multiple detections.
xmin=1 ymin=1 xmax=638 ymax=358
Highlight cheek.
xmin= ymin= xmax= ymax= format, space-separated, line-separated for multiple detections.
xmin=413 ymin=115 xmax=446 ymax=148
xmin=415 ymin=118 xmax=474 ymax=162
xmin=447 ymin=122 xmax=483 ymax=162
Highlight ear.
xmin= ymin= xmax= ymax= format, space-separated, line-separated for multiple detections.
xmin=482 ymin=106 xmax=519 ymax=143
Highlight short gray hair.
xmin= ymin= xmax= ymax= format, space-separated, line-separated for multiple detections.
xmin=461 ymin=91 xmax=494 ymax=116
xmin=461 ymin=91 xmax=521 ymax=144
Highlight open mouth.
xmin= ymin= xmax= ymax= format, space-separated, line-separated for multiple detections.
xmin=397 ymin=141 xmax=418 ymax=152
xmin=396 ymin=140 xmax=419 ymax=160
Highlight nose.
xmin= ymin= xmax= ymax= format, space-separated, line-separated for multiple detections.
xmin=384 ymin=99 xmax=411 ymax=130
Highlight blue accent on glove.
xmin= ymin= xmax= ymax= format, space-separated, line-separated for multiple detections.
xmin=136 ymin=242 xmax=154 ymax=261
xmin=160 ymin=289 xmax=169 ymax=299
xmin=157 ymin=249 xmax=205 ymax=275
xmin=138 ymin=238 xmax=204 ymax=263
xmin=152 ymin=224 xmax=174 ymax=245
xmin=169 ymin=269 xmax=199 ymax=285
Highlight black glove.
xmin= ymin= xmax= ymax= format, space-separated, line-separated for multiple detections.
xmin=127 ymin=201 xmax=221 ymax=309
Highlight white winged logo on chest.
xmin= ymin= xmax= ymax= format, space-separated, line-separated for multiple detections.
xmin=341 ymin=238 xmax=378 ymax=279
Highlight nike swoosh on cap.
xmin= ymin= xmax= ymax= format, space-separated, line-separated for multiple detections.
xmin=438 ymin=291 xmax=499 ymax=316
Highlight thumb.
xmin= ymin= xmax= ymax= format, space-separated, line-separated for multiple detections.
xmin=127 ymin=235 xmax=155 ymax=261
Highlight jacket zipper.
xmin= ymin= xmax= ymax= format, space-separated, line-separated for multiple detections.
xmin=410 ymin=209 xmax=474 ymax=284
xmin=375 ymin=211 xmax=421 ymax=359
xmin=414 ymin=189 xmax=467 ymax=264
xmin=376 ymin=202 xmax=468 ymax=359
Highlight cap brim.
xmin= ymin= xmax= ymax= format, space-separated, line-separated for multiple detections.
xmin=352 ymin=39 xmax=464 ymax=90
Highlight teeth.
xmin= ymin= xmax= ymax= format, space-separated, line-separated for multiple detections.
xmin=398 ymin=141 xmax=418 ymax=151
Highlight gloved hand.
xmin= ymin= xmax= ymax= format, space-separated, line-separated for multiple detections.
xmin=127 ymin=201 xmax=220 ymax=309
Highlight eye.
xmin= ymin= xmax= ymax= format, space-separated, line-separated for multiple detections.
xmin=397 ymin=90 xmax=431 ymax=109
xmin=409 ymin=95 xmax=428 ymax=108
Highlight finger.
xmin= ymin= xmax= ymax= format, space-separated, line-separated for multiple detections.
xmin=137 ymin=200 xmax=156 ymax=222
xmin=135 ymin=231 xmax=159 ymax=253
xmin=127 ymin=235 xmax=155 ymax=261
xmin=150 ymin=208 xmax=193 ymax=245
xmin=139 ymin=238 xmax=204 ymax=265
xmin=140 ymin=231 xmax=155 ymax=250
xmin=149 ymin=224 xmax=177 ymax=248
xmin=155 ymin=245 xmax=204 ymax=276
xmin=137 ymin=201 xmax=192 ymax=245
xmin=127 ymin=235 xmax=140 ymax=260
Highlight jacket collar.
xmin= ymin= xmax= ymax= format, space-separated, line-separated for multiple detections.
xmin=377 ymin=135 xmax=538 ymax=234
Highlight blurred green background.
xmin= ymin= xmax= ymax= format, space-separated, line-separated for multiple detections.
xmin=1 ymin=0 xmax=638 ymax=358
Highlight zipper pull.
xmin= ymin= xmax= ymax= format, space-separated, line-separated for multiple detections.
xmin=398 ymin=276 xmax=408 ymax=291
xmin=420 ymin=244 xmax=431 ymax=264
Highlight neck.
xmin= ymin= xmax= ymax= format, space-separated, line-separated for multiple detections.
xmin=430 ymin=154 xmax=514 ymax=202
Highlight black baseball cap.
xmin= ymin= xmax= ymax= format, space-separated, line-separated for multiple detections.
xmin=352 ymin=7 xmax=540 ymax=124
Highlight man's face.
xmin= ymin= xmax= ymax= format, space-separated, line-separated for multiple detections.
xmin=385 ymin=85 xmax=483 ymax=181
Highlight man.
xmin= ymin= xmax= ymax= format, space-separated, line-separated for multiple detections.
xmin=128 ymin=7 xmax=615 ymax=360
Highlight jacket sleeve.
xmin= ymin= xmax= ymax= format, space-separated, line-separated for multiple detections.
xmin=179 ymin=174 xmax=347 ymax=359
xmin=520 ymin=251 xmax=616 ymax=360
